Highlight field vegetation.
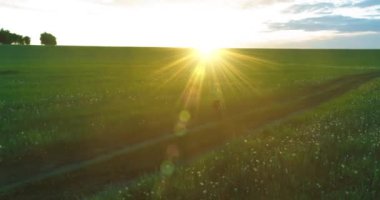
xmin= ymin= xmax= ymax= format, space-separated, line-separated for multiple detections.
xmin=0 ymin=46 xmax=379 ymax=199
xmin=89 ymin=71 xmax=380 ymax=199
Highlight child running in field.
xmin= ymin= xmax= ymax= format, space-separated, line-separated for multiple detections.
xmin=212 ymin=84 xmax=223 ymax=119
xmin=213 ymin=99 xmax=222 ymax=119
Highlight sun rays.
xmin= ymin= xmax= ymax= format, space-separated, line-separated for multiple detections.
xmin=155 ymin=48 xmax=269 ymax=113
xmin=152 ymin=47 xmax=274 ymax=136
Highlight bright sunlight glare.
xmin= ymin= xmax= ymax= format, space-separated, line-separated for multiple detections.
xmin=194 ymin=46 xmax=222 ymax=62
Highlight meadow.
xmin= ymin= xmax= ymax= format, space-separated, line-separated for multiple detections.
xmin=91 ymin=70 xmax=380 ymax=200
xmin=0 ymin=46 xmax=379 ymax=199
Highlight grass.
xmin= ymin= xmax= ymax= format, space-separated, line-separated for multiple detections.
xmin=1 ymin=46 xmax=378 ymax=156
xmin=0 ymin=45 xmax=379 ymax=198
xmin=87 ymin=70 xmax=380 ymax=200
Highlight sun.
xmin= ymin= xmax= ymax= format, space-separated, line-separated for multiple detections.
xmin=193 ymin=45 xmax=222 ymax=62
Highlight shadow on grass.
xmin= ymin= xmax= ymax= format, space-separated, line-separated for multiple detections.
xmin=0 ymin=70 xmax=19 ymax=75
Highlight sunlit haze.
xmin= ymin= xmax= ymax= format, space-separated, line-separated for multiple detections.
xmin=1 ymin=0 xmax=380 ymax=48
xmin=194 ymin=46 xmax=221 ymax=62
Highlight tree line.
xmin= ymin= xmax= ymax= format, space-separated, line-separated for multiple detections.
xmin=0 ymin=29 xmax=30 ymax=45
xmin=0 ymin=28 xmax=57 ymax=46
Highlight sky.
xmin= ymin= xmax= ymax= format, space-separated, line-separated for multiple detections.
xmin=0 ymin=0 xmax=379 ymax=48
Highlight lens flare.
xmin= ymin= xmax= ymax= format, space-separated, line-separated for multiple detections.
xmin=154 ymin=47 xmax=275 ymax=137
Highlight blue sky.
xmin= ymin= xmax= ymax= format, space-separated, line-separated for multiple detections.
xmin=0 ymin=0 xmax=379 ymax=48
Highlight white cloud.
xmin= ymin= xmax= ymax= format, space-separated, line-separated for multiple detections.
xmin=0 ymin=0 xmax=379 ymax=47
xmin=333 ymin=5 xmax=380 ymax=19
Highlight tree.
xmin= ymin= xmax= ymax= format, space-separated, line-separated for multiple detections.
xmin=0 ymin=29 xmax=12 ymax=44
xmin=40 ymin=32 xmax=57 ymax=46
xmin=10 ymin=33 xmax=23 ymax=45
xmin=23 ymin=36 xmax=31 ymax=45
xmin=0 ymin=28 xmax=31 ymax=45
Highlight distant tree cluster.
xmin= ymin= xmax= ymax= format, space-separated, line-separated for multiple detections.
xmin=0 ymin=28 xmax=58 ymax=46
xmin=40 ymin=32 xmax=57 ymax=46
xmin=0 ymin=29 xmax=31 ymax=45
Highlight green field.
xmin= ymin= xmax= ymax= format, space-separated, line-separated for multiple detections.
xmin=0 ymin=46 xmax=379 ymax=199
